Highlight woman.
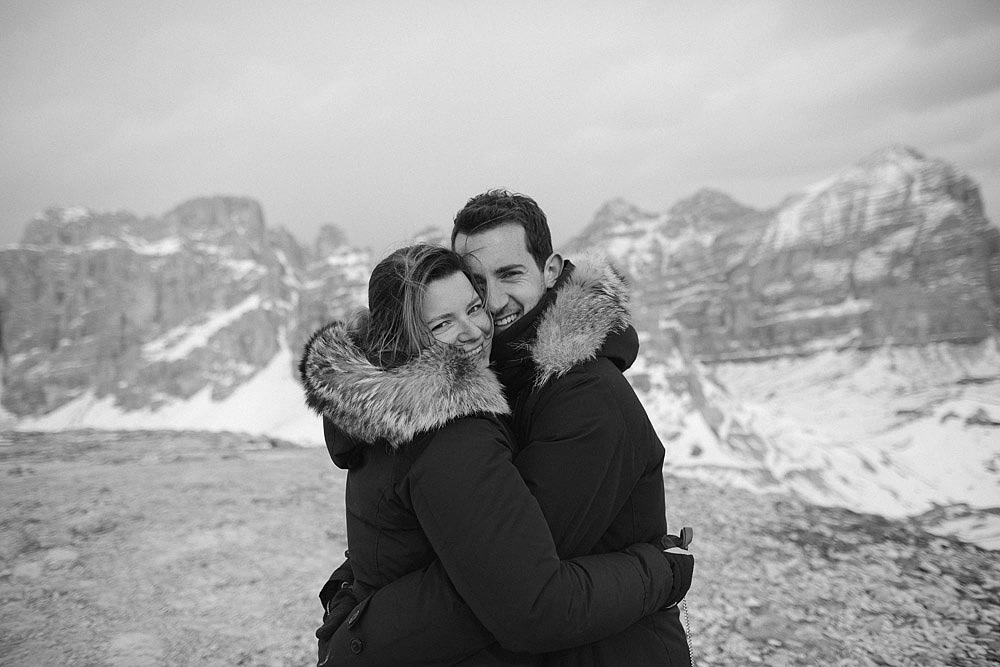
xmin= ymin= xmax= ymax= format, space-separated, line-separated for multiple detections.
xmin=300 ymin=245 xmax=689 ymax=665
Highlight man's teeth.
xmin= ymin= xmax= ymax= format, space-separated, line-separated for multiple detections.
xmin=496 ymin=313 xmax=517 ymax=327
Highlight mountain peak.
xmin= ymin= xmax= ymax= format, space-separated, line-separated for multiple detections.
xmin=314 ymin=224 xmax=350 ymax=257
xmin=858 ymin=144 xmax=926 ymax=168
xmin=672 ymin=187 xmax=741 ymax=210
xmin=161 ymin=196 xmax=267 ymax=256
xmin=406 ymin=225 xmax=449 ymax=246
xmin=592 ymin=197 xmax=653 ymax=221
xmin=163 ymin=196 xmax=264 ymax=232
xmin=20 ymin=206 xmax=143 ymax=246
xmin=668 ymin=188 xmax=759 ymax=226
xmin=564 ymin=198 xmax=658 ymax=251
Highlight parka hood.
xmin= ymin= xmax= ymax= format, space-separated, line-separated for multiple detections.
xmin=299 ymin=316 xmax=509 ymax=449
xmin=530 ymin=253 xmax=634 ymax=387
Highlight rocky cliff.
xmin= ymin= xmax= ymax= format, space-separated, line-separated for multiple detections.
xmin=0 ymin=198 xmax=369 ymax=417
xmin=568 ymin=146 xmax=1000 ymax=361
xmin=558 ymin=147 xmax=999 ymax=524
xmin=1 ymin=146 xmax=996 ymax=434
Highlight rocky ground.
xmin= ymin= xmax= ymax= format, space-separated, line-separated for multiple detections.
xmin=1 ymin=430 xmax=997 ymax=667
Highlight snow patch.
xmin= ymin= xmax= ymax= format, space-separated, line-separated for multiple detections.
xmin=696 ymin=340 xmax=1000 ymax=547
xmin=18 ymin=339 xmax=324 ymax=446
xmin=12 ymin=329 xmax=999 ymax=549
xmin=757 ymin=297 xmax=873 ymax=326
xmin=143 ymin=295 xmax=262 ymax=362
xmin=127 ymin=236 xmax=183 ymax=256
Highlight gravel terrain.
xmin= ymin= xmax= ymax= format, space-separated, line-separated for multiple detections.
xmin=1 ymin=430 xmax=997 ymax=666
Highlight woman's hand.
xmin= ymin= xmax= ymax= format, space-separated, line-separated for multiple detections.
xmin=317 ymin=584 xmax=359 ymax=663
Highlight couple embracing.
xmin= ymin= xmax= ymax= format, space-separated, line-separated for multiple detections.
xmin=300 ymin=190 xmax=694 ymax=666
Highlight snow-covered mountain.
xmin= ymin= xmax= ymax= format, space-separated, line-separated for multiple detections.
xmin=562 ymin=146 xmax=1000 ymax=548
xmin=1 ymin=197 xmax=370 ymax=421
xmin=2 ymin=147 xmax=998 ymax=548
xmin=627 ymin=339 xmax=1000 ymax=547
xmin=568 ymin=145 xmax=999 ymax=360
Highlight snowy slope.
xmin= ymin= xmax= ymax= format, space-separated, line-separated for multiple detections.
xmin=18 ymin=335 xmax=1000 ymax=548
xmin=700 ymin=340 xmax=1000 ymax=547
xmin=17 ymin=339 xmax=325 ymax=447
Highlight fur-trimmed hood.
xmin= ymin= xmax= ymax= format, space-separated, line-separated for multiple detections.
xmin=529 ymin=253 xmax=632 ymax=387
xmin=299 ymin=318 xmax=509 ymax=448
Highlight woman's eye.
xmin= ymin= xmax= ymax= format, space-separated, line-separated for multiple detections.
xmin=469 ymin=302 xmax=482 ymax=315
xmin=430 ymin=321 xmax=449 ymax=332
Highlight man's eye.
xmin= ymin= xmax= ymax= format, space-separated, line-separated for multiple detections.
xmin=501 ymin=270 xmax=521 ymax=280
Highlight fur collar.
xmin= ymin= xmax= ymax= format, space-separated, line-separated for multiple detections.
xmin=299 ymin=319 xmax=509 ymax=448
xmin=530 ymin=254 xmax=631 ymax=387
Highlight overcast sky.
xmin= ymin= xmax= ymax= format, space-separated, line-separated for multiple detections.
xmin=2 ymin=1 xmax=998 ymax=253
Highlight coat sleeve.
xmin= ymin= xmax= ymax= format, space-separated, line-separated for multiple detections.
xmin=515 ymin=364 xmax=663 ymax=557
xmin=405 ymin=416 xmax=673 ymax=654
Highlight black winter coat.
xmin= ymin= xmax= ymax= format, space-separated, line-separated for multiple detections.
xmin=495 ymin=258 xmax=691 ymax=667
xmin=300 ymin=314 xmax=679 ymax=665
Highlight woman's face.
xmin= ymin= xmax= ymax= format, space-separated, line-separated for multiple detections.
xmin=420 ymin=271 xmax=493 ymax=368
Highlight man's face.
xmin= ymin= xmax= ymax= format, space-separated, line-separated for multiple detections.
xmin=453 ymin=222 xmax=561 ymax=333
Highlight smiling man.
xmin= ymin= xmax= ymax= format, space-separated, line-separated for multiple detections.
xmin=452 ymin=213 xmax=562 ymax=334
xmin=445 ymin=189 xmax=694 ymax=665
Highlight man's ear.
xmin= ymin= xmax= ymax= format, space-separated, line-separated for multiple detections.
xmin=542 ymin=252 xmax=563 ymax=289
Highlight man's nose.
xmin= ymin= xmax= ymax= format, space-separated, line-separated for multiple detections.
xmin=485 ymin=284 xmax=506 ymax=313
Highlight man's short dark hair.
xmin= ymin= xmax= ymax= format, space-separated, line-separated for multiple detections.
xmin=451 ymin=189 xmax=553 ymax=269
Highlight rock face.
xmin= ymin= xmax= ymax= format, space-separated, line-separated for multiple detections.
xmin=0 ymin=197 xmax=369 ymax=416
xmin=568 ymin=146 xmax=1000 ymax=360
xmin=2 ymin=146 xmax=996 ymax=421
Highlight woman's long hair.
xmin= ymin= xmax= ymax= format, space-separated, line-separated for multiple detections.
xmin=358 ymin=244 xmax=485 ymax=368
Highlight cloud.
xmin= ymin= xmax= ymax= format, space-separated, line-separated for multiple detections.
xmin=1 ymin=1 xmax=997 ymax=248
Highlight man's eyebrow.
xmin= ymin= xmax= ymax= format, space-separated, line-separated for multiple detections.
xmin=493 ymin=263 xmax=524 ymax=275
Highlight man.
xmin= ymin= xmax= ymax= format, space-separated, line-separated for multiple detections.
xmin=316 ymin=190 xmax=693 ymax=666
xmin=452 ymin=190 xmax=692 ymax=665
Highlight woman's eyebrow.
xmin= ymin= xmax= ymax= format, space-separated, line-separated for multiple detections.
xmin=424 ymin=310 xmax=455 ymax=326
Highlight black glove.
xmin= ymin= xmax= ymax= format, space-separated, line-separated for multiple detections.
xmin=316 ymin=583 xmax=359 ymax=655
xmin=657 ymin=528 xmax=694 ymax=608
xmin=660 ymin=549 xmax=694 ymax=608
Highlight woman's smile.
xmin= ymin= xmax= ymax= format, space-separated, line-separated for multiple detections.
xmin=422 ymin=272 xmax=494 ymax=368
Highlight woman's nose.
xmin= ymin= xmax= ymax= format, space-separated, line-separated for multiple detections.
xmin=456 ymin=318 xmax=480 ymax=341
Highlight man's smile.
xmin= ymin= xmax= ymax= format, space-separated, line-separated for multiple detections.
xmin=493 ymin=311 xmax=520 ymax=329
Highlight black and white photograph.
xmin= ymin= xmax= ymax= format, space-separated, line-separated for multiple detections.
xmin=1 ymin=2 xmax=998 ymax=665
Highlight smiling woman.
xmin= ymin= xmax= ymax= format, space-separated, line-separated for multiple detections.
xmin=421 ymin=271 xmax=493 ymax=367
xmin=298 ymin=243 xmax=690 ymax=665
xmin=347 ymin=243 xmax=500 ymax=375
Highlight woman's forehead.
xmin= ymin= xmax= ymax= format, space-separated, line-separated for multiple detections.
xmin=421 ymin=272 xmax=477 ymax=320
